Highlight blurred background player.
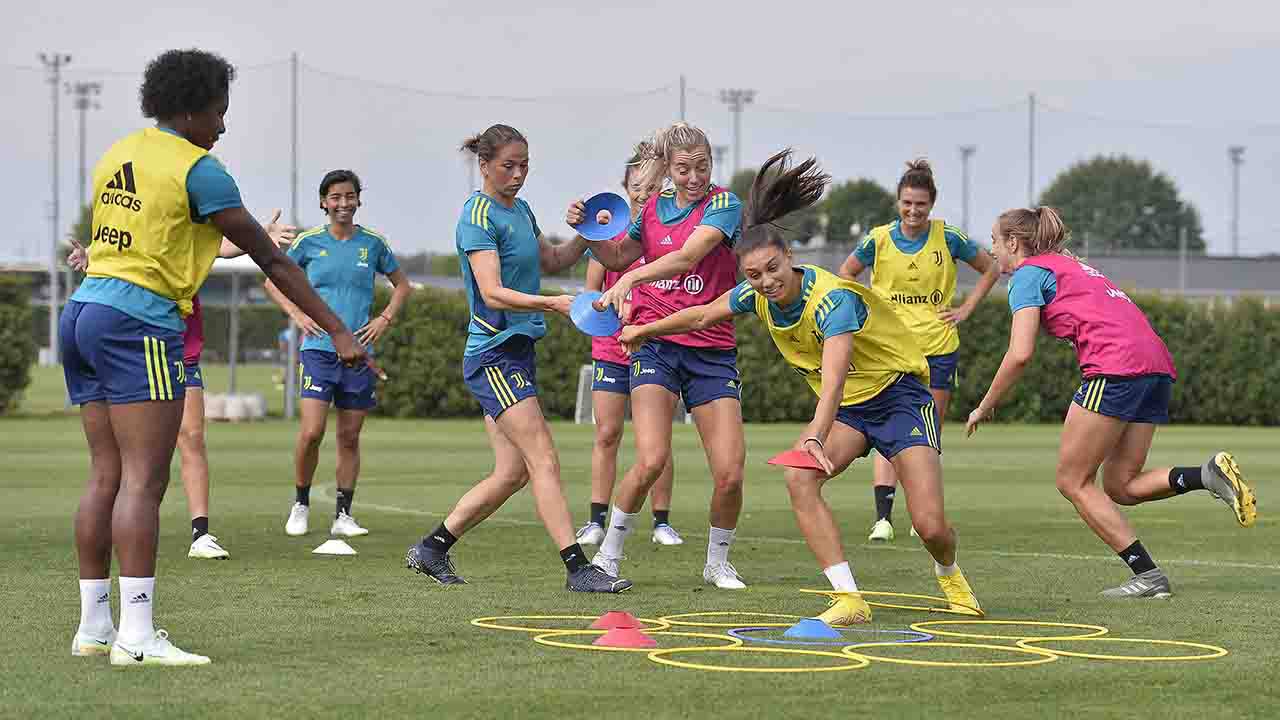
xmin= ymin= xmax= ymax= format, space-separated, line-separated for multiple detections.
xmin=575 ymin=143 xmax=683 ymax=548
xmin=405 ymin=124 xmax=629 ymax=593
xmin=967 ymin=206 xmax=1257 ymax=599
xmin=838 ymin=159 xmax=1000 ymax=542
xmin=266 ymin=169 xmax=411 ymax=538
xmin=65 ymin=48 xmax=362 ymax=667
xmin=69 ymin=212 xmax=299 ymax=561
xmin=570 ymin=122 xmax=748 ymax=590
xmin=620 ymin=149 xmax=983 ymax=623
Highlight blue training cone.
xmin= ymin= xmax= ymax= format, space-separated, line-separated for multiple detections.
xmin=783 ymin=618 xmax=842 ymax=640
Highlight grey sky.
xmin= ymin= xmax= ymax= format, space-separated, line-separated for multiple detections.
xmin=4 ymin=0 xmax=1277 ymax=260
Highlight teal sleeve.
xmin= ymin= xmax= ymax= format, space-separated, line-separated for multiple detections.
xmin=946 ymin=227 xmax=978 ymax=263
xmin=627 ymin=215 xmax=643 ymax=242
xmin=458 ymin=201 xmax=500 ymax=252
xmin=816 ymin=289 xmax=866 ymax=337
xmin=186 ymin=156 xmax=243 ymax=219
xmin=700 ymin=192 xmax=742 ymax=242
xmin=1007 ymin=266 xmax=1057 ymax=312
xmin=286 ymin=237 xmax=309 ymax=267
xmin=376 ymin=241 xmax=400 ymax=275
xmin=726 ymin=281 xmax=757 ymax=315
xmin=852 ymin=236 xmax=876 ymax=268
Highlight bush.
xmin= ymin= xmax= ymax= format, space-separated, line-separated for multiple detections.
xmin=373 ymin=286 xmax=1280 ymax=426
xmin=0 ymin=274 xmax=39 ymax=414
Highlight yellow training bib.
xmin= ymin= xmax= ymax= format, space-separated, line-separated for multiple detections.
xmin=867 ymin=219 xmax=959 ymax=356
xmin=86 ymin=128 xmax=225 ymax=316
xmin=752 ymin=265 xmax=929 ymax=406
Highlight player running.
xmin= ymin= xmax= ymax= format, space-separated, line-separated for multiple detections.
xmin=966 ymin=206 xmax=1257 ymax=599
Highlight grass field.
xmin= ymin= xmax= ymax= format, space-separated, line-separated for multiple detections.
xmin=1 ymin=365 xmax=1276 ymax=719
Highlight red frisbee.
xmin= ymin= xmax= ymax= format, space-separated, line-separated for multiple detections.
xmin=766 ymin=449 xmax=825 ymax=472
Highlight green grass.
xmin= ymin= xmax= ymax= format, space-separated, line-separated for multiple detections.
xmin=1 ymin=367 xmax=1277 ymax=718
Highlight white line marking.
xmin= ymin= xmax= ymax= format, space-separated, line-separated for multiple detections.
xmin=318 ymin=485 xmax=1279 ymax=573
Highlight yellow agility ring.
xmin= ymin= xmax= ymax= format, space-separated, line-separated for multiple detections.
xmin=648 ymin=645 xmax=870 ymax=673
xmin=843 ymin=641 xmax=1059 ymax=668
xmin=532 ymin=630 xmax=743 ymax=653
xmin=910 ymin=620 xmax=1109 ymax=641
xmin=799 ymin=589 xmax=982 ymax=616
xmin=471 ymin=615 xmax=671 ymax=633
xmin=657 ymin=611 xmax=805 ymax=629
xmin=1016 ymin=637 xmax=1229 ymax=662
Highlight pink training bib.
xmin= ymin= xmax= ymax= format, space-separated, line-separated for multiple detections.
xmin=630 ymin=188 xmax=737 ymax=349
xmin=591 ymin=231 xmax=644 ymax=366
xmin=182 ymin=294 xmax=204 ymax=365
xmin=1023 ymin=254 xmax=1176 ymax=380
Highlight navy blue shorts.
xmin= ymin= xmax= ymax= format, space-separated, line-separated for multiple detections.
xmin=184 ymin=362 xmax=204 ymax=390
xmin=591 ymin=360 xmax=630 ymax=395
xmin=1073 ymin=374 xmax=1172 ymax=424
xmin=927 ymin=352 xmax=959 ymax=391
xmin=836 ymin=374 xmax=941 ymax=460
xmin=629 ymin=339 xmax=740 ymax=410
xmin=299 ymin=349 xmax=376 ymax=410
xmin=463 ymin=336 xmax=538 ymax=418
xmin=60 ymin=300 xmax=186 ymax=405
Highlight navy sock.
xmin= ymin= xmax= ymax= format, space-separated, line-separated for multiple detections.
xmin=191 ymin=516 xmax=209 ymax=541
xmin=1169 ymin=467 xmax=1204 ymax=494
xmin=560 ymin=543 xmax=589 ymax=573
xmin=590 ymin=502 xmax=608 ymax=528
xmin=295 ymin=485 xmax=311 ymax=506
xmin=1118 ymin=540 xmax=1158 ymax=575
xmin=653 ymin=510 xmax=670 ymax=528
xmin=423 ymin=523 xmax=457 ymax=553
xmin=335 ymin=488 xmax=355 ymax=517
xmin=874 ymin=486 xmax=896 ymax=522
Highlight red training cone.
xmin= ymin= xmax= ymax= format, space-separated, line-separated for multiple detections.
xmin=593 ymin=628 xmax=658 ymax=649
xmin=591 ymin=611 xmax=642 ymax=630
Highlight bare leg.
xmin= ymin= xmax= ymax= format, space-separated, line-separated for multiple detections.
xmin=690 ymin=397 xmax=746 ymax=529
xmin=110 ymin=399 xmax=184 ymax=577
xmin=785 ymin=422 xmax=869 ymax=569
xmin=891 ymin=445 xmax=956 ymax=566
xmin=442 ymin=415 xmax=529 ymax=537
xmin=176 ymin=388 xmax=209 ymax=520
xmin=76 ymin=401 xmax=120 ymax=579
xmin=294 ymin=398 xmax=329 ymax=491
xmin=334 ymin=408 xmax=367 ymax=493
xmin=612 ymin=385 xmax=677 ymax=513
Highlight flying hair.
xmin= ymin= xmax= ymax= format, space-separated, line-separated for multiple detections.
xmin=997 ymin=206 xmax=1072 ymax=256
xmin=735 ymin=149 xmax=831 ymax=258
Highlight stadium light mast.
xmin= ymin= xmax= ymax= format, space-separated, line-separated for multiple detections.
xmin=1228 ymin=145 xmax=1244 ymax=256
xmin=68 ymin=81 xmax=102 ymax=208
xmin=720 ymin=89 xmax=755 ymax=179
xmin=712 ymin=145 xmax=728 ymax=185
xmin=959 ymin=145 xmax=977 ymax=236
xmin=39 ymin=52 xmax=71 ymax=367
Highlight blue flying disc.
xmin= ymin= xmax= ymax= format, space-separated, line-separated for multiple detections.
xmin=570 ymin=291 xmax=621 ymax=337
xmin=573 ymin=192 xmax=630 ymax=241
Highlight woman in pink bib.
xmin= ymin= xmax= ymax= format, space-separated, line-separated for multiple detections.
xmin=567 ymin=123 xmax=748 ymax=590
xmin=574 ymin=144 xmax=683 ymax=549
xmin=967 ymin=207 xmax=1257 ymax=599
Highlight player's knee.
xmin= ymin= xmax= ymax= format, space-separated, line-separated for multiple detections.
xmin=1104 ymin=485 xmax=1140 ymax=506
xmin=336 ymin=429 xmax=361 ymax=453
xmin=496 ymin=467 xmax=529 ymax=492
xmin=712 ymin=467 xmax=744 ymax=496
xmin=298 ymin=426 xmax=326 ymax=450
xmin=178 ymin=424 xmax=206 ymax=454
xmin=635 ymin=450 xmax=671 ymax=481
xmin=914 ymin=518 xmax=951 ymax=547
xmin=784 ymin=472 xmax=818 ymax=501
xmin=594 ymin=420 xmax=624 ymax=451
xmin=1054 ymin=472 xmax=1089 ymax=502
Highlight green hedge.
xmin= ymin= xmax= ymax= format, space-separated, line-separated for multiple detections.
xmin=373 ymin=286 xmax=1279 ymax=425
xmin=0 ymin=275 xmax=38 ymax=414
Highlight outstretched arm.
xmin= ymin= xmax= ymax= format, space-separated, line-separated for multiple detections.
xmin=600 ymin=226 xmax=725 ymax=321
xmin=966 ymin=307 xmax=1040 ymax=435
xmin=616 ymin=288 xmax=736 ymax=353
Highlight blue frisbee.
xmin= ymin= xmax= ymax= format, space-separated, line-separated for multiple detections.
xmin=570 ymin=291 xmax=621 ymax=337
xmin=573 ymin=192 xmax=630 ymax=241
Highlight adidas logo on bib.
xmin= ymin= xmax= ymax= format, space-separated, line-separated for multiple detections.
xmin=660 ymin=236 xmax=673 ymax=245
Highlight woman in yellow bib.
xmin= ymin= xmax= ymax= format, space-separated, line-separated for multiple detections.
xmin=619 ymin=150 xmax=982 ymax=625
xmin=838 ymin=160 xmax=999 ymax=542
xmin=62 ymin=49 xmax=362 ymax=667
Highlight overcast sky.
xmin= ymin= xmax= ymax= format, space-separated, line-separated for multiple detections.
xmin=3 ymin=0 xmax=1277 ymax=261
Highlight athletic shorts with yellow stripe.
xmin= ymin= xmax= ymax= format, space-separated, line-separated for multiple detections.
xmin=59 ymin=300 xmax=185 ymax=405
xmin=462 ymin=335 xmax=539 ymax=419
xmin=1072 ymin=374 xmax=1173 ymax=423
xmin=834 ymin=374 xmax=941 ymax=460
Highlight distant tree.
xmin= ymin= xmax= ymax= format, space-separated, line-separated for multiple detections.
xmin=820 ymin=179 xmax=897 ymax=247
xmin=1038 ymin=155 xmax=1205 ymax=253
xmin=726 ymin=167 xmax=822 ymax=244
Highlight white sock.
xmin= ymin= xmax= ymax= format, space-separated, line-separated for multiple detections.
xmin=599 ymin=507 xmax=637 ymax=558
xmin=707 ymin=526 xmax=735 ymax=566
xmin=823 ymin=562 xmax=858 ymax=592
xmin=118 ymin=576 xmax=156 ymax=646
xmin=77 ymin=578 xmax=113 ymax=636
xmin=935 ymin=561 xmax=959 ymax=577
